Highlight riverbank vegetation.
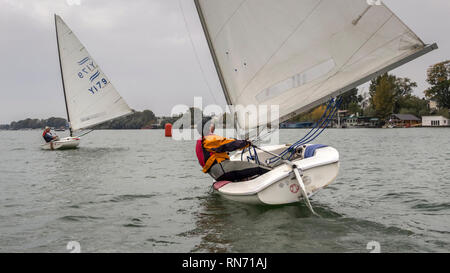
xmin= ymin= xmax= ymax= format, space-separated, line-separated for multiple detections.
xmin=1 ymin=110 xmax=180 ymax=130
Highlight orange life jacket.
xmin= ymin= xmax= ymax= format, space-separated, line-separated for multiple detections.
xmin=201 ymin=134 xmax=249 ymax=173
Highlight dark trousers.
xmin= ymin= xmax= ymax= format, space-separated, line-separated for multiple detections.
xmin=208 ymin=160 xmax=270 ymax=182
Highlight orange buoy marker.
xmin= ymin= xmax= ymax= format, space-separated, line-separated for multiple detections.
xmin=165 ymin=123 xmax=172 ymax=137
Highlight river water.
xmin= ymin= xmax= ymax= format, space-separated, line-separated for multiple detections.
xmin=0 ymin=128 xmax=449 ymax=253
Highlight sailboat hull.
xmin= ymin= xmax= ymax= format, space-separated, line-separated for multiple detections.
xmin=41 ymin=137 xmax=80 ymax=150
xmin=213 ymin=145 xmax=339 ymax=205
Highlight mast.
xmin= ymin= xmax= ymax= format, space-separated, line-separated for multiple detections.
xmin=193 ymin=0 xmax=233 ymax=106
xmin=54 ymin=14 xmax=73 ymax=137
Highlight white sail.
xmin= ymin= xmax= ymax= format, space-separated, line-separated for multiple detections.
xmin=194 ymin=0 xmax=437 ymax=130
xmin=55 ymin=15 xmax=132 ymax=132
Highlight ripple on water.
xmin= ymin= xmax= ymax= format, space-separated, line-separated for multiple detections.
xmin=109 ymin=194 xmax=156 ymax=203
xmin=10 ymin=148 xmax=26 ymax=151
xmin=59 ymin=215 xmax=104 ymax=222
xmin=147 ymin=238 xmax=179 ymax=245
xmin=123 ymin=218 xmax=146 ymax=228
xmin=412 ymin=202 xmax=450 ymax=212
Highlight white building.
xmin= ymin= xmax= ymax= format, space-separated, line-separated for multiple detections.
xmin=422 ymin=116 xmax=450 ymax=127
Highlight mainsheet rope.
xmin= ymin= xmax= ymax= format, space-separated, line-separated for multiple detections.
xmin=244 ymin=97 xmax=342 ymax=165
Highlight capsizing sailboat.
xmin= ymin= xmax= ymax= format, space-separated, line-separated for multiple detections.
xmin=42 ymin=15 xmax=132 ymax=150
xmin=193 ymin=0 xmax=437 ymax=207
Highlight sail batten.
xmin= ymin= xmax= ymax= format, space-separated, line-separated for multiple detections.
xmin=194 ymin=0 xmax=437 ymax=130
xmin=55 ymin=15 xmax=132 ymax=132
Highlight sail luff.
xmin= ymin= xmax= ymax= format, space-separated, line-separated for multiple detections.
xmin=54 ymin=14 xmax=73 ymax=137
xmin=193 ymin=0 xmax=233 ymax=105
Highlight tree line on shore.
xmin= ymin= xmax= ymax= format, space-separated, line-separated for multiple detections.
xmin=0 ymin=110 xmax=180 ymax=130
xmin=0 ymin=117 xmax=67 ymax=130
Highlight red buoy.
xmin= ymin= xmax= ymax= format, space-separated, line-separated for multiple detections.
xmin=165 ymin=123 xmax=172 ymax=137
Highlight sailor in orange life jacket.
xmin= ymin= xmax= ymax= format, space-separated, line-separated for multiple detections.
xmin=195 ymin=117 xmax=272 ymax=182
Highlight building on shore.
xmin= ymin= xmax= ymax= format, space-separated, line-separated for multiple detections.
xmin=388 ymin=114 xmax=421 ymax=128
xmin=341 ymin=115 xmax=381 ymax=128
xmin=422 ymin=116 xmax=450 ymax=127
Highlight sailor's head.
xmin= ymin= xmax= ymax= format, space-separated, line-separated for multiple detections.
xmin=45 ymin=126 xmax=50 ymax=132
xmin=198 ymin=116 xmax=214 ymax=137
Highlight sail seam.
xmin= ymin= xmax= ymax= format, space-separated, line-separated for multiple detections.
xmin=213 ymin=0 xmax=247 ymax=41
xmin=277 ymin=43 xmax=436 ymax=124
xmin=236 ymin=0 xmax=324 ymax=102
xmin=298 ymin=13 xmax=395 ymax=106
xmin=381 ymin=2 xmax=424 ymax=46
xmin=279 ymin=28 xmax=407 ymax=110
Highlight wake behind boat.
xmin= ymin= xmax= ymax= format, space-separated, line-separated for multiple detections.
xmin=193 ymin=0 xmax=437 ymax=208
xmin=42 ymin=15 xmax=132 ymax=150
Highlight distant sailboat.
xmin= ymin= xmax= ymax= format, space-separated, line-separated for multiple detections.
xmin=42 ymin=15 xmax=132 ymax=150
xmin=193 ymin=0 xmax=437 ymax=207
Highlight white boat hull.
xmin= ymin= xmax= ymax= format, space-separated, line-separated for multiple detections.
xmin=41 ymin=137 xmax=80 ymax=150
xmin=213 ymin=145 xmax=339 ymax=205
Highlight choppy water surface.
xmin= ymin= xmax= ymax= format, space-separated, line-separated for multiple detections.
xmin=0 ymin=128 xmax=449 ymax=252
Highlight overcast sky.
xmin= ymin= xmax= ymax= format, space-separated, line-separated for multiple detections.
xmin=0 ymin=0 xmax=449 ymax=124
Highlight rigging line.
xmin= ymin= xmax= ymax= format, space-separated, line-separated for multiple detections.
xmin=282 ymin=100 xmax=334 ymax=149
xmin=251 ymin=126 xmax=273 ymax=143
xmin=76 ymin=129 xmax=94 ymax=138
xmin=294 ymin=98 xmax=342 ymax=146
xmin=178 ymin=0 xmax=219 ymax=105
xmin=267 ymin=98 xmax=341 ymax=164
xmin=268 ymin=103 xmax=336 ymax=163
xmin=288 ymin=99 xmax=334 ymax=146
xmin=267 ymin=101 xmax=333 ymax=162
xmin=284 ymin=13 xmax=395 ymax=108
xmin=235 ymin=0 xmax=324 ymax=102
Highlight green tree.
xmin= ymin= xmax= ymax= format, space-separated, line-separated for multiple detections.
xmin=372 ymin=75 xmax=396 ymax=119
xmin=397 ymin=95 xmax=429 ymax=117
xmin=436 ymin=108 xmax=450 ymax=119
xmin=425 ymin=60 xmax=450 ymax=109
xmin=395 ymin=77 xmax=417 ymax=97
xmin=340 ymin=88 xmax=359 ymax=110
xmin=347 ymin=101 xmax=362 ymax=115
xmin=94 ymin=109 xmax=157 ymax=129
xmin=370 ymin=73 xmax=417 ymax=113
xmin=369 ymin=74 xmax=396 ymax=104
